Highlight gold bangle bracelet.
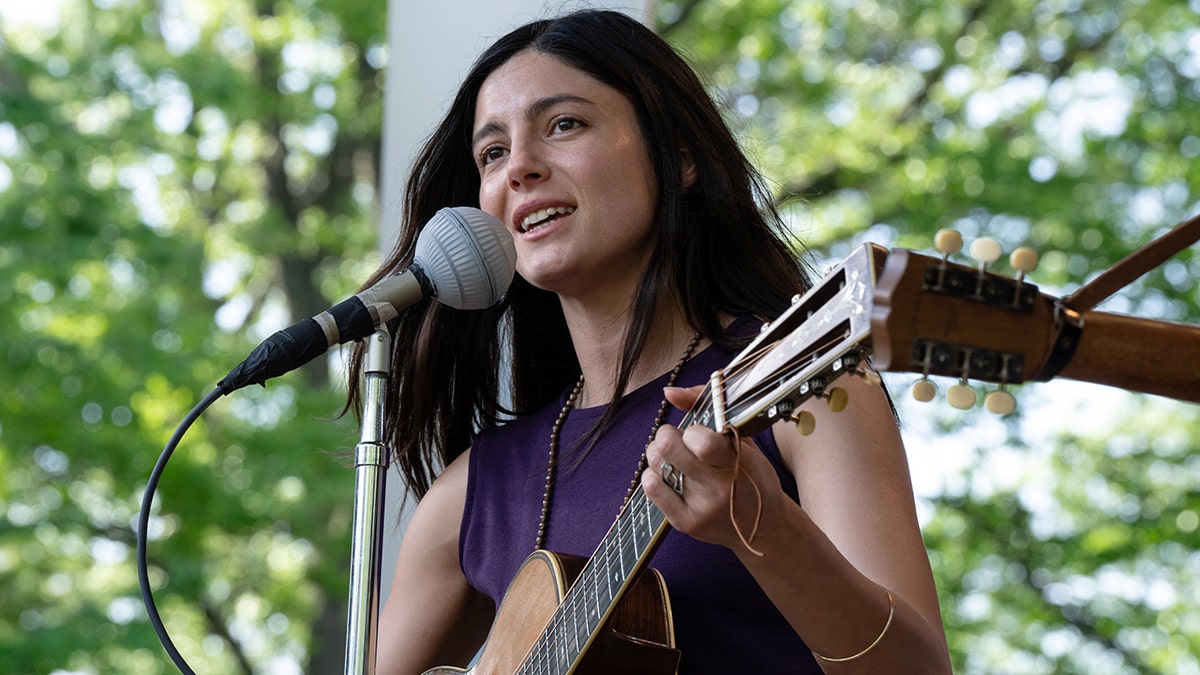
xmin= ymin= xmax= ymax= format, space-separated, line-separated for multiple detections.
xmin=811 ymin=590 xmax=895 ymax=663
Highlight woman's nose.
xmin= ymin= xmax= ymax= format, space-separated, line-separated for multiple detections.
xmin=506 ymin=142 xmax=548 ymax=189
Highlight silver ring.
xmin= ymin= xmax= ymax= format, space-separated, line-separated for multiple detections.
xmin=660 ymin=461 xmax=684 ymax=496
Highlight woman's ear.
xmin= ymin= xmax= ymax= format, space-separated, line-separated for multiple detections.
xmin=681 ymin=147 xmax=697 ymax=189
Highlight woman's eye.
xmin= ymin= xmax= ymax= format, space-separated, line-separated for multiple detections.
xmin=480 ymin=146 xmax=507 ymax=165
xmin=553 ymin=118 xmax=581 ymax=133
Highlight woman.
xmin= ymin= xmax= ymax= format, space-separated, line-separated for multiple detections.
xmin=351 ymin=10 xmax=951 ymax=674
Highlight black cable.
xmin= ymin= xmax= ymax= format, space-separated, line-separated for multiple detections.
xmin=137 ymin=385 xmax=228 ymax=675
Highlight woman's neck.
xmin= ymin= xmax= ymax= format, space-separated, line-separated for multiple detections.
xmin=560 ymin=292 xmax=701 ymax=408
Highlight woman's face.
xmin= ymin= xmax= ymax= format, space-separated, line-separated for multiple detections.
xmin=472 ymin=50 xmax=658 ymax=305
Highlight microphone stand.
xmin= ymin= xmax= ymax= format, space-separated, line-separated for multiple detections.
xmin=344 ymin=328 xmax=392 ymax=674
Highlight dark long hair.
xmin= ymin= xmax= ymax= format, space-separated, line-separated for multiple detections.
xmin=346 ymin=10 xmax=812 ymax=498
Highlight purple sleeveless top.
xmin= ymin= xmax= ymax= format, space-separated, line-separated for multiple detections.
xmin=460 ymin=333 xmax=822 ymax=673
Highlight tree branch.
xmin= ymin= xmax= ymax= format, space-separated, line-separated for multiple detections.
xmin=199 ymin=598 xmax=256 ymax=675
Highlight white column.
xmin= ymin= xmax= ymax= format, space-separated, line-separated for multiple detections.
xmin=377 ymin=0 xmax=651 ymax=609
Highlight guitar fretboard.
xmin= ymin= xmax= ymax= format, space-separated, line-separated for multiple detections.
xmin=518 ymin=488 xmax=668 ymax=674
xmin=517 ymin=407 xmax=705 ymax=675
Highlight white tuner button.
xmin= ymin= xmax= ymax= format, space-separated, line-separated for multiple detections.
xmin=985 ymin=390 xmax=1017 ymax=415
xmin=947 ymin=383 xmax=977 ymax=410
xmin=911 ymin=379 xmax=937 ymax=402
xmin=935 ymin=229 xmax=963 ymax=256
xmin=1010 ymin=247 xmax=1038 ymax=274
xmin=970 ymin=238 xmax=1002 ymax=265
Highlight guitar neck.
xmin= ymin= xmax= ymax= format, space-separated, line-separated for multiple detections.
xmin=1056 ymin=310 xmax=1200 ymax=404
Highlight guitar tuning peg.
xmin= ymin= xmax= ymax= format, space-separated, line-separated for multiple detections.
xmin=825 ymin=386 xmax=849 ymax=412
xmin=985 ymin=386 xmax=1017 ymax=415
xmin=1009 ymin=246 xmax=1038 ymax=286
xmin=1003 ymin=245 xmax=1039 ymax=307
xmin=911 ymin=378 xmax=937 ymax=402
xmin=793 ymin=410 xmax=816 ymax=436
xmin=969 ymin=237 xmax=1002 ymax=271
xmin=987 ymin=354 xmax=1019 ymax=414
xmin=947 ymin=381 xmax=977 ymax=410
xmin=932 ymin=229 xmax=962 ymax=291
xmin=934 ymin=229 xmax=963 ymax=257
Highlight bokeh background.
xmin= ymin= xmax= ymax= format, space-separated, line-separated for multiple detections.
xmin=2 ymin=0 xmax=1198 ymax=672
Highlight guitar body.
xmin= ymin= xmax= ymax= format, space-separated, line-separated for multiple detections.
xmin=424 ymin=550 xmax=680 ymax=675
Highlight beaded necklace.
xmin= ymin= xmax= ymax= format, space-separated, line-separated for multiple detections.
xmin=534 ymin=332 xmax=702 ymax=551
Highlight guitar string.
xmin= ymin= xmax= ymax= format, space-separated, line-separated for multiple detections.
xmin=527 ymin=446 xmax=686 ymax=669
xmin=527 ymin=331 xmax=854 ymax=671
xmin=526 ymin=338 xmax=796 ymax=670
xmin=524 ymin=490 xmax=668 ymax=673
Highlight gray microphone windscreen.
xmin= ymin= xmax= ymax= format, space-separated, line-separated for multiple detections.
xmin=413 ymin=206 xmax=516 ymax=310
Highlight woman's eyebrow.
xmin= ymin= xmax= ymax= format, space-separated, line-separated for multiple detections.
xmin=472 ymin=121 xmax=504 ymax=149
xmin=472 ymin=94 xmax=595 ymax=147
xmin=525 ymin=93 xmax=593 ymax=120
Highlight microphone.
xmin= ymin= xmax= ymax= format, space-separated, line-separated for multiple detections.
xmin=217 ymin=206 xmax=516 ymax=394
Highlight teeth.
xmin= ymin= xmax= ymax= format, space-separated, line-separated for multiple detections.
xmin=520 ymin=205 xmax=575 ymax=232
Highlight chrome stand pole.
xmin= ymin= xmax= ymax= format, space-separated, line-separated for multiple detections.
xmin=344 ymin=328 xmax=392 ymax=675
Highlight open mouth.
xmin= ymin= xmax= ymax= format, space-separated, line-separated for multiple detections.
xmin=520 ymin=205 xmax=575 ymax=233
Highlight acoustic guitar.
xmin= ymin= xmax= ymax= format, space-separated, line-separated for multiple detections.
xmin=425 ymin=226 xmax=1200 ymax=675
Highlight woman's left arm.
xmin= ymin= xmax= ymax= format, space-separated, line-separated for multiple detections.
xmin=643 ymin=372 xmax=951 ymax=673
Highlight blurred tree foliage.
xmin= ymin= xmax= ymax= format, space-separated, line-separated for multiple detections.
xmin=658 ymin=0 xmax=1200 ymax=673
xmin=1 ymin=0 xmax=384 ymax=671
xmin=2 ymin=0 xmax=1198 ymax=673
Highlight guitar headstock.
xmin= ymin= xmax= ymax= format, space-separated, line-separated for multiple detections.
xmin=698 ymin=232 xmax=1058 ymax=440
xmin=871 ymin=230 xmax=1055 ymax=414
xmin=695 ymin=243 xmax=888 ymax=438
xmin=694 ymin=221 xmax=1199 ymax=428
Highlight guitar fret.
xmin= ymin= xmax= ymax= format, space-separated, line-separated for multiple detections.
xmin=603 ymin=540 xmax=616 ymax=608
xmin=540 ymin=624 xmax=552 ymax=667
xmin=557 ymin=622 xmax=566 ymax=671
xmin=550 ymin=625 xmax=557 ymax=669
xmin=633 ymin=499 xmax=646 ymax=550
xmin=643 ymin=492 xmax=653 ymax=539
xmin=616 ymin=519 xmax=627 ymax=582
xmin=582 ymin=568 xmax=594 ymax=627
xmin=591 ymin=566 xmax=601 ymax=621
xmin=613 ymin=531 xmax=624 ymax=593
xmin=571 ymin=597 xmax=581 ymax=660
xmin=619 ymin=515 xmax=634 ymax=578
